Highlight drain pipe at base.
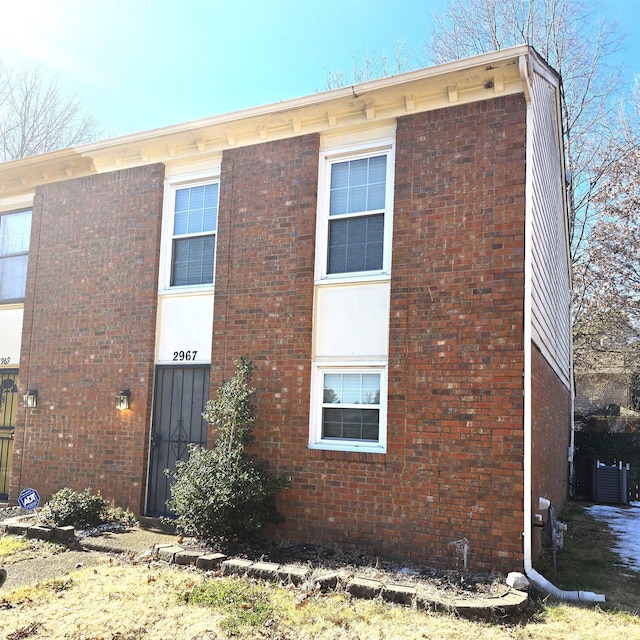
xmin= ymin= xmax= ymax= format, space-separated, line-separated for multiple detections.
xmin=519 ymin=51 xmax=605 ymax=604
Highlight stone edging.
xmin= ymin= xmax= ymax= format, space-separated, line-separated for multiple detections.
xmin=1 ymin=518 xmax=75 ymax=542
xmin=152 ymin=543 xmax=529 ymax=619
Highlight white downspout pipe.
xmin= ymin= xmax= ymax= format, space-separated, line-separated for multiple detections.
xmin=519 ymin=53 xmax=604 ymax=603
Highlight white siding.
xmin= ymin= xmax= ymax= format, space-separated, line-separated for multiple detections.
xmin=529 ymin=67 xmax=572 ymax=388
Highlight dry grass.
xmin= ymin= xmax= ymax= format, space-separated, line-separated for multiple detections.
xmin=0 ymin=560 xmax=637 ymax=639
xmin=0 ymin=502 xmax=638 ymax=639
xmin=0 ymin=536 xmax=65 ymax=565
xmin=534 ymin=500 xmax=640 ymax=613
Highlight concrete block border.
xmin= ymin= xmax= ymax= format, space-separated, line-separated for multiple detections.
xmin=2 ymin=517 xmax=76 ymax=542
xmin=149 ymin=542 xmax=529 ymax=618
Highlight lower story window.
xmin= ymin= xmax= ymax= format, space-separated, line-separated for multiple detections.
xmin=310 ymin=366 xmax=387 ymax=453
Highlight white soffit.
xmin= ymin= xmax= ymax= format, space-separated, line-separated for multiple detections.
xmin=0 ymin=45 xmax=535 ymax=195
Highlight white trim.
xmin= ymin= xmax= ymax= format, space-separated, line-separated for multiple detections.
xmin=315 ymin=140 xmax=395 ymax=283
xmin=309 ymin=362 xmax=388 ymax=454
xmin=0 ymin=194 xmax=34 ymax=214
xmin=158 ymin=175 xmax=219 ymax=292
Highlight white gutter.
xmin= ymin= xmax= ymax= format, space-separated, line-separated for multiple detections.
xmin=519 ymin=53 xmax=604 ymax=603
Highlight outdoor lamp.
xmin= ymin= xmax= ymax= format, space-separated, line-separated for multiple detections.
xmin=23 ymin=390 xmax=38 ymax=409
xmin=116 ymin=389 xmax=130 ymax=411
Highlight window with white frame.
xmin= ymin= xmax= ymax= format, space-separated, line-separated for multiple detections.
xmin=310 ymin=366 xmax=387 ymax=452
xmin=317 ymin=145 xmax=394 ymax=280
xmin=169 ymin=182 xmax=218 ymax=287
xmin=0 ymin=210 xmax=31 ymax=302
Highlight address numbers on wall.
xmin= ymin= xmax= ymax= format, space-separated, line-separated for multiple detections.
xmin=173 ymin=350 xmax=198 ymax=361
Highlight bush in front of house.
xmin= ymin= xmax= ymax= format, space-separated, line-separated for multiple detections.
xmin=40 ymin=488 xmax=138 ymax=529
xmin=41 ymin=487 xmax=109 ymax=528
xmin=166 ymin=356 xmax=289 ymax=541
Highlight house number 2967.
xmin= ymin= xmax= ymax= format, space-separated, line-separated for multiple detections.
xmin=173 ymin=350 xmax=197 ymax=361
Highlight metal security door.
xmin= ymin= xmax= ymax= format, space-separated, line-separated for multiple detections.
xmin=146 ymin=365 xmax=210 ymax=517
xmin=0 ymin=370 xmax=18 ymax=501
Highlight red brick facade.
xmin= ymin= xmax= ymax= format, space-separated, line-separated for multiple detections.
xmin=8 ymin=92 xmax=570 ymax=573
xmin=11 ymin=164 xmax=165 ymax=512
xmin=209 ymin=97 xmax=530 ymax=570
xmin=530 ymin=343 xmax=571 ymax=556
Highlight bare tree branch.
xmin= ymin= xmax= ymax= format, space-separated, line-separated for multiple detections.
xmin=0 ymin=62 xmax=99 ymax=162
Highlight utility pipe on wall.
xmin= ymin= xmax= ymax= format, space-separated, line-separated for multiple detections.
xmin=519 ymin=51 xmax=604 ymax=604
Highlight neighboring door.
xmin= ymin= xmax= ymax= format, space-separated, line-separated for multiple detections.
xmin=0 ymin=370 xmax=18 ymax=501
xmin=146 ymin=365 xmax=210 ymax=517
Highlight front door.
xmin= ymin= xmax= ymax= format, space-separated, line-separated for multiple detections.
xmin=146 ymin=365 xmax=210 ymax=517
xmin=0 ymin=370 xmax=18 ymax=501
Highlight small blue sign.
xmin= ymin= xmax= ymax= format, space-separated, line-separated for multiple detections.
xmin=18 ymin=488 xmax=40 ymax=510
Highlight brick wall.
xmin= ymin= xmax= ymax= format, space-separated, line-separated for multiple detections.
xmin=11 ymin=164 xmax=165 ymax=512
xmin=530 ymin=342 xmax=571 ymax=556
xmin=212 ymin=97 xmax=529 ymax=571
xmin=386 ymin=96 xmax=527 ymax=570
xmin=10 ymin=94 xmax=543 ymax=571
xmin=211 ymin=134 xmax=320 ymax=456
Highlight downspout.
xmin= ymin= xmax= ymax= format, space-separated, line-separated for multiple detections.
xmin=518 ymin=52 xmax=604 ymax=603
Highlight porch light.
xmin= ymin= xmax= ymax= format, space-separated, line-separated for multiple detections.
xmin=116 ymin=389 xmax=130 ymax=411
xmin=23 ymin=390 xmax=38 ymax=409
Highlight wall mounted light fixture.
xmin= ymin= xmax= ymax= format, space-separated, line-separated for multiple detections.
xmin=23 ymin=390 xmax=38 ymax=409
xmin=116 ymin=389 xmax=130 ymax=411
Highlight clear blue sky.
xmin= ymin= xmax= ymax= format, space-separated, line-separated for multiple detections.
xmin=0 ymin=0 xmax=638 ymax=139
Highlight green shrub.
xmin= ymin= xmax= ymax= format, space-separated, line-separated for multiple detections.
xmin=41 ymin=487 xmax=109 ymax=528
xmin=166 ymin=356 xmax=289 ymax=540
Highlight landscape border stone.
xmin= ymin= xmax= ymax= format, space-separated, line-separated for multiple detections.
xmin=221 ymin=558 xmax=253 ymax=576
xmin=195 ymin=553 xmax=227 ymax=570
xmin=381 ymin=583 xmax=417 ymax=605
xmin=277 ymin=564 xmax=310 ymax=585
xmin=247 ymin=561 xmax=280 ymax=581
xmin=346 ymin=577 xmax=383 ymax=599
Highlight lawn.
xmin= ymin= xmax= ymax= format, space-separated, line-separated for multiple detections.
xmin=0 ymin=502 xmax=638 ymax=640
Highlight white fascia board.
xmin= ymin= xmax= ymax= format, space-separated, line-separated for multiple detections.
xmin=0 ymin=45 xmax=538 ymax=193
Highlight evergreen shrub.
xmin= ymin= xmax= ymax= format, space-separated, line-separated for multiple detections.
xmin=166 ymin=356 xmax=289 ymax=540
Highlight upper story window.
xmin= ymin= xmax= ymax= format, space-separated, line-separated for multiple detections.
xmin=316 ymin=143 xmax=394 ymax=283
xmin=0 ymin=210 xmax=31 ymax=302
xmin=163 ymin=181 xmax=218 ymax=290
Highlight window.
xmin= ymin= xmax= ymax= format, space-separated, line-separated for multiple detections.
xmin=317 ymin=145 xmax=394 ymax=281
xmin=0 ymin=210 xmax=31 ymax=302
xmin=170 ymin=183 xmax=218 ymax=287
xmin=310 ymin=366 xmax=387 ymax=452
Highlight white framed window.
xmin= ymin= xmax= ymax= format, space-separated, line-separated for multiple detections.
xmin=309 ymin=364 xmax=387 ymax=453
xmin=0 ymin=209 xmax=31 ymax=302
xmin=160 ymin=176 xmax=219 ymax=291
xmin=316 ymin=142 xmax=395 ymax=283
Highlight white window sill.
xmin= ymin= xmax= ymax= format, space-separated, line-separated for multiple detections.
xmin=158 ymin=285 xmax=214 ymax=298
xmin=315 ymin=273 xmax=391 ymax=287
xmin=308 ymin=442 xmax=387 ymax=455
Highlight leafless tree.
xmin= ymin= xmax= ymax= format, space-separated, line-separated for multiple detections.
xmin=0 ymin=61 xmax=98 ymax=162
xmin=324 ymin=39 xmax=417 ymax=90
xmin=429 ymin=0 xmax=625 ymax=263
xmin=574 ymin=131 xmax=640 ymax=352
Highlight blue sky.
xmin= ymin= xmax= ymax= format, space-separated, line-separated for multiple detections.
xmin=0 ymin=0 xmax=638 ymax=139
